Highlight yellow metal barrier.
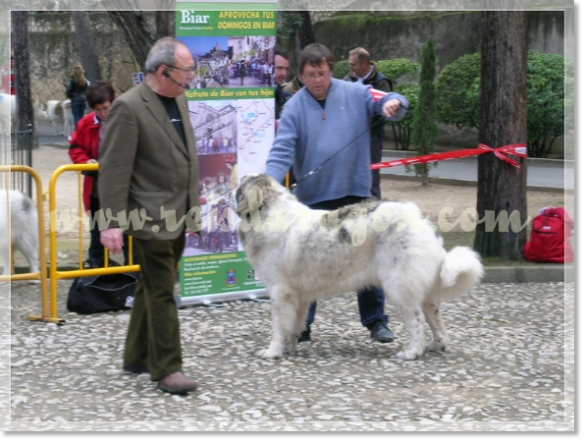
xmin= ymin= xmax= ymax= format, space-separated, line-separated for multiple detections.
xmin=0 ymin=165 xmax=51 ymax=321
xmin=48 ymin=163 xmax=140 ymax=323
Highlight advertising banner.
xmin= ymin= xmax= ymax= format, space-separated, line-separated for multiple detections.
xmin=176 ymin=1 xmax=277 ymax=305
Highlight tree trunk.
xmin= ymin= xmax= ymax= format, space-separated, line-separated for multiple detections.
xmin=13 ymin=12 xmax=34 ymax=136
xmin=72 ymin=12 xmax=102 ymax=83
xmin=474 ymin=11 xmax=528 ymax=260
xmin=297 ymin=11 xmax=315 ymax=49
xmin=155 ymin=7 xmax=175 ymax=40
xmin=107 ymin=11 xmax=155 ymax=71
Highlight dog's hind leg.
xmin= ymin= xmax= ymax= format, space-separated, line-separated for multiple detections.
xmin=258 ymin=289 xmax=299 ymax=359
xmin=13 ymin=226 xmax=40 ymax=274
xmin=396 ymin=306 xmax=426 ymax=360
xmin=0 ymin=240 xmax=9 ymax=276
xmin=423 ymin=302 xmax=449 ymax=353
xmin=16 ymin=237 xmax=39 ymax=274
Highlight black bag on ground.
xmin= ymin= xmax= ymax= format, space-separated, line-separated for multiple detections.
xmin=67 ymin=272 xmax=138 ymax=314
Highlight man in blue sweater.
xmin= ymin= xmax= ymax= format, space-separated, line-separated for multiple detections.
xmin=265 ymin=44 xmax=409 ymax=344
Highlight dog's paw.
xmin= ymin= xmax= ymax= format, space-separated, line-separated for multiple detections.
xmin=426 ymin=341 xmax=447 ymax=354
xmin=397 ymin=348 xmax=423 ymax=360
xmin=285 ymin=341 xmax=297 ymax=355
xmin=256 ymin=348 xmax=283 ymax=359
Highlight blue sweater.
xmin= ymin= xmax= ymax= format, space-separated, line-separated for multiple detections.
xmin=265 ymin=78 xmax=408 ymax=206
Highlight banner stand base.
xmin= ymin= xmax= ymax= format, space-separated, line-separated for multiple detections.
xmin=178 ymin=289 xmax=269 ymax=307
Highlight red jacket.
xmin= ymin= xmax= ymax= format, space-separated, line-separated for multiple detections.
xmin=0 ymin=64 xmax=13 ymax=94
xmin=68 ymin=112 xmax=101 ymax=212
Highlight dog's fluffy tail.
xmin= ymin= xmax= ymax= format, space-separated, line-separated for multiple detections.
xmin=433 ymin=246 xmax=484 ymax=301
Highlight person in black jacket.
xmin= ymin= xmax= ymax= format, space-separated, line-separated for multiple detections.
xmin=273 ymin=49 xmax=291 ymax=120
xmin=344 ymin=47 xmax=393 ymax=199
xmin=66 ymin=64 xmax=90 ymax=129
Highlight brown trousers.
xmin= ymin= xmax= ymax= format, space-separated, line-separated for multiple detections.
xmin=123 ymin=234 xmax=185 ymax=381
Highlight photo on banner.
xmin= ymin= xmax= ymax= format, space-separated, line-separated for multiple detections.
xmin=176 ymin=1 xmax=277 ymax=304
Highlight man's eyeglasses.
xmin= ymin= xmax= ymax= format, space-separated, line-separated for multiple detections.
xmin=302 ymin=71 xmax=331 ymax=81
xmin=165 ymin=65 xmax=195 ymax=73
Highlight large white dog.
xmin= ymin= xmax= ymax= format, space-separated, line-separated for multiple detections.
xmin=235 ymin=174 xmax=484 ymax=360
xmin=0 ymin=190 xmax=39 ymax=276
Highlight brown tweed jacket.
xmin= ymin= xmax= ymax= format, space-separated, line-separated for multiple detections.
xmin=98 ymin=81 xmax=200 ymax=240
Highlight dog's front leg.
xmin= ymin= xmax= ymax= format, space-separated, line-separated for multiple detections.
xmin=397 ymin=307 xmax=426 ymax=360
xmin=257 ymin=291 xmax=298 ymax=359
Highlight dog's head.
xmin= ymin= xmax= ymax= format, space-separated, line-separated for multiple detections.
xmin=234 ymin=174 xmax=289 ymax=218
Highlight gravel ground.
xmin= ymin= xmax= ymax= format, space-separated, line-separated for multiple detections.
xmin=3 ymin=279 xmax=575 ymax=431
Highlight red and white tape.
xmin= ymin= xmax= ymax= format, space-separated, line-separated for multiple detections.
xmin=371 ymin=144 xmax=528 ymax=170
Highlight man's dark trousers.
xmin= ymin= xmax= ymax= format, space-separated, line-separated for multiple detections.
xmin=304 ymin=195 xmax=388 ymax=331
xmin=89 ymin=197 xmax=133 ymax=267
xmin=370 ymin=136 xmax=383 ymax=199
xmin=123 ymin=233 xmax=185 ymax=381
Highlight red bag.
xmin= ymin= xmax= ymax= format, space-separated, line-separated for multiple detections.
xmin=523 ymin=207 xmax=574 ymax=263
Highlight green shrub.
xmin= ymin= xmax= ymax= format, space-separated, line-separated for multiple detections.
xmin=526 ymin=50 xmax=573 ymax=158
xmin=387 ymin=82 xmax=419 ymax=150
xmin=333 ymin=59 xmax=349 ymax=79
xmin=436 ymin=50 xmax=573 ymax=158
xmin=377 ymin=59 xmax=421 ymax=150
xmin=376 ymin=58 xmax=420 ymax=84
xmin=435 ymin=52 xmax=481 ymax=130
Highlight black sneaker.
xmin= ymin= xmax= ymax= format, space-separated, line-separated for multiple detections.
xmin=369 ymin=321 xmax=396 ymax=343
xmin=298 ymin=329 xmax=311 ymax=343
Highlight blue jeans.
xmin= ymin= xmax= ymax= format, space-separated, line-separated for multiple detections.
xmin=71 ymin=100 xmax=86 ymax=129
xmin=304 ymin=195 xmax=388 ymax=332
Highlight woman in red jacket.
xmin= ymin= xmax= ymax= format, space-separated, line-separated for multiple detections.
xmin=68 ymin=81 xmax=128 ymax=268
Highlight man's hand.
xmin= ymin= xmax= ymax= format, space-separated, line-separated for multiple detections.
xmin=100 ymin=228 xmax=124 ymax=255
xmin=382 ymin=98 xmax=402 ymax=117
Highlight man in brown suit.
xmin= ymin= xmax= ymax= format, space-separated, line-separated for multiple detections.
xmin=99 ymin=37 xmax=200 ymax=394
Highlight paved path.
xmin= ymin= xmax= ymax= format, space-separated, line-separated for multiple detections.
xmin=34 ymin=118 xmax=574 ymax=192
xmin=379 ymin=150 xmax=574 ymax=190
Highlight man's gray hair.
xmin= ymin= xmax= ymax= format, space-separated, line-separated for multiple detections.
xmin=349 ymin=47 xmax=371 ymax=64
xmin=144 ymin=37 xmax=184 ymax=74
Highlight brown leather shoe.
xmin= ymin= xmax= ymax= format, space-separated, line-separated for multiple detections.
xmin=122 ymin=362 xmax=150 ymax=374
xmin=157 ymin=372 xmax=198 ymax=394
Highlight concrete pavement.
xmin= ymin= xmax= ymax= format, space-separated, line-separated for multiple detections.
xmin=34 ymin=118 xmax=575 ymax=191
xmin=379 ymin=149 xmax=574 ymax=191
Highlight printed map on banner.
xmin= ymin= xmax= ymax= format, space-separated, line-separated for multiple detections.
xmin=237 ymin=98 xmax=274 ymax=178
xmin=177 ymin=1 xmax=277 ymax=304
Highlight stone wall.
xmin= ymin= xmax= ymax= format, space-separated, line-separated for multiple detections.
xmin=27 ymin=12 xmax=138 ymax=105
xmin=313 ymin=11 xmax=566 ymax=71
xmin=26 ymin=10 xmax=567 ymax=104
